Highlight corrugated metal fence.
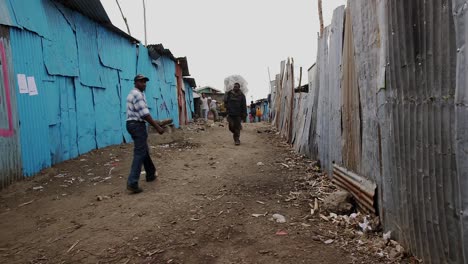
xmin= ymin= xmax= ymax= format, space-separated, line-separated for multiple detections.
xmin=0 ymin=0 xmax=195 ymax=184
xmin=271 ymin=1 xmax=468 ymax=262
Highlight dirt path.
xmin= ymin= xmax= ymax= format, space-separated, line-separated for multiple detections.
xmin=0 ymin=122 xmax=387 ymax=264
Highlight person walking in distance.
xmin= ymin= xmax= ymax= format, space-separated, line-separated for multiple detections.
xmin=250 ymin=101 xmax=256 ymax=123
xmin=224 ymin=83 xmax=247 ymax=145
xmin=210 ymin=99 xmax=219 ymax=122
xmin=200 ymin=93 xmax=209 ymax=121
xmin=126 ymin=74 xmax=165 ymax=194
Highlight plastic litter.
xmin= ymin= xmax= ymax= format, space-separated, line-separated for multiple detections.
xmin=383 ymin=231 xmax=392 ymax=241
xmin=272 ymin=213 xmax=286 ymax=223
xmin=358 ymin=216 xmax=372 ymax=232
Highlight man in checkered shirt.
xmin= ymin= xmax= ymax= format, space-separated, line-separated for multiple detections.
xmin=126 ymin=74 xmax=165 ymax=193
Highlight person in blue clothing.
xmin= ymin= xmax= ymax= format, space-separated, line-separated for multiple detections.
xmin=125 ymin=74 xmax=165 ymax=194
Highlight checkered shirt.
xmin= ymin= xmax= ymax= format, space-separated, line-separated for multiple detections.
xmin=126 ymin=88 xmax=150 ymax=121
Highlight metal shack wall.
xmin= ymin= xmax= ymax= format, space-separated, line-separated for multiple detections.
xmin=0 ymin=25 xmax=21 ymax=188
xmin=183 ymin=80 xmax=194 ymax=121
xmin=4 ymin=0 xmax=181 ymax=178
xmin=452 ymin=0 xmax=468 ymax=261
xmin=383 ymin=1 xmax=463 ymax=262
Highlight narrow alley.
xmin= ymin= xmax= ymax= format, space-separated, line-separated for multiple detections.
xmin=0 ymin=123 xmax=406 ymax=264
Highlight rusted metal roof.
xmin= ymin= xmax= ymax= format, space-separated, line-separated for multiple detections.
xmin=147 ymin=44 xmax=176 ymax=62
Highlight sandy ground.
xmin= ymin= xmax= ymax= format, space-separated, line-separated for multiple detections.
xmin=0 ymin=122 xmax=405 ymax=264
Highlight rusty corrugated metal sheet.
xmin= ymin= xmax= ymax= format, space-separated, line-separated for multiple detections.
xmin=0 ymin=25 xmax=21 ymax=188
xmin=452 ymin=0 xmax=468 ymax=261
xmin=341 ymin=5 xmax=361 ymax=173
xmin=383 ymin=0 xmax=463 ymax=262
xmin=332 ymin=164 xmax=376 ymax=214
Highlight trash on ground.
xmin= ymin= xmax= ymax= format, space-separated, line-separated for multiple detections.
xmin=272 ymin=213 xmax=286 ymax=223
xmin=324 ymin=239 xmax=334 ymax=244
xmin=275 ymin=230 xmax=288 ymax=236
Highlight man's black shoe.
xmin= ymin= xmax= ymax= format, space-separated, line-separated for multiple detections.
xmin=127 ymin=185 xmax=143 ymax=194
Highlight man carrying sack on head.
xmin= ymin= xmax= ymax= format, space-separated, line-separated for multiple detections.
xmin=224 ymin=83 xmax=247 ymax=145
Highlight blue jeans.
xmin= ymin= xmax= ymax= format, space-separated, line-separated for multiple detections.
xmin=126 ymin=121 xmax=156 ymax=188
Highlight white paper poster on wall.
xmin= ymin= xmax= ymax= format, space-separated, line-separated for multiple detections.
xmin=27 ymin=76 xmax=38 ymax=96
xmin=17 ymin=74 xmax=28 ymax=94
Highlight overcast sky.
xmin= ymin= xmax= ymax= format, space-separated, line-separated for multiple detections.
xmin=101 ymin=0 xmax=346 ymax=100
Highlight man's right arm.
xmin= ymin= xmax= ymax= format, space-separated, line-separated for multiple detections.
xmin=143 ymin=115 xmax=165 ymax=134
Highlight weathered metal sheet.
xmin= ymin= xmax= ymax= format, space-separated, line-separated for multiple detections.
xmin=0 ymin=25 xmax=21 ymax=188
xmin=74 ymin=11 xmax=103 ymax=88
xmin=42 ymin=0 xmax=79 ymax=77
xmin=307 ymin=64 xmax=319 ymax=159
xmin=159 ymin=57 xmax=180 ymax=128
xmin=9 ymin=0 xmax=50 ymax=38
xmin=278 ymin=59 xmax=294 ymax=143
xmin=176 ymin=64 xmax=187 ymax=126
xmin=0 ymin=0 xmax=18 ymax=27
xmin=341 ymin=5 xmax=361 ymax=173
xmin=97 ymin=25 xmax=134 ymax=72
xmin=74 ymin=79 xmax=97 ymax=155
xmin=332 ymin=164 xmax=376 ymax=214
xmin=327 ymin=6 xmax=345 ymax=172
xmin=349 ymin=0 xmax=383 ymax=187
xmin=449 ymin=0 xmax=468 ymax=261
xmin=315 ymin=27 xmax=330 ymax=172
xmin=10 ymin=28 xmax=51 ymax=176
xmin=383 ymin=1 xmax=463 ymax=262
xmin=94 ymin=67 xmax=122 ymax=148
xmin=183 ymin=79 xmax=194 ymax=121
xmin=119 ymin=76 xmax=133 ymax=143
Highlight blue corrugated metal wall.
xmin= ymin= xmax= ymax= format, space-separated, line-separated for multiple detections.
xmin=3 ymin=0 xmax=182 ymax=176
xmin=183 ymin=80 xmax=194 ymax=121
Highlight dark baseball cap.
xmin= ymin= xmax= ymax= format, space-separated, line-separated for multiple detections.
xmin=134 ymin=74 xmax=149 ymax=82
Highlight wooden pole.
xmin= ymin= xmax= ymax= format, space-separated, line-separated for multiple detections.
xmin=318 ymin=0 xmax=324 ymax=37
xmin=143 ymin=0 xmax=147 ymax=45
xmin=116 ymin=0 xmax=131 ymax=35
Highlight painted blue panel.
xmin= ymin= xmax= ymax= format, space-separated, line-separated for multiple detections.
xmin=119 ymin=76 xmax=133 ymax=142
xmin=42 ymin=0 xmax=78 ymax=77
xmin=136 ymin=45 xmax=158 ymax=118
xmin=9 ymin=0 xmax=49 ymax=38
xmin=97 ymin=25 xmax=136 ymax=76
xmin=94 ymin=67 xmax=122 ymax=148
xmin=163 ymin=57 xmax=175 ymax=84
xmin=9 ymin=28 xmax=51 ymax=176
xmin=58 ymin=76 xmax=78 ymax=160
xmin=184 ymin=81 xmax=194 ymax=121
xmin=49 ymin=124 xmax=61 ymax=164
xmin=53 ymin=2 xmax=75 ymax=31
xmin=0 ymin=0 xmax=19 ymax=27
xmin=43 ymin=79 xmax=60 ymax=125
xmin=74 ymin=79 xmax=96 ymax=154
xmin=74 ymin=12 xmax=103 ymax=87
xmin=159 ymin=57 xmax=179 ymax=127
